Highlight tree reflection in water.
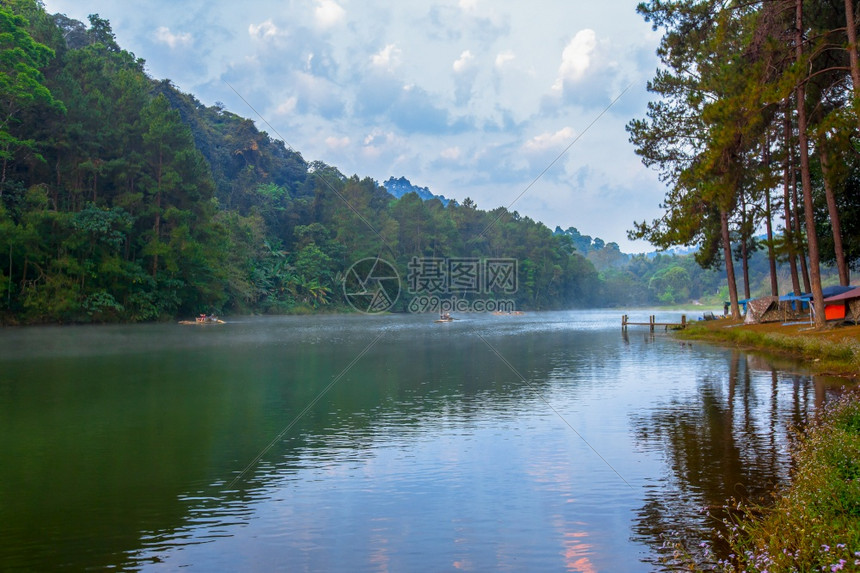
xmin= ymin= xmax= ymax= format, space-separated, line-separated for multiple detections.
xmin=631 ymin=350 xmax=838 ymax=569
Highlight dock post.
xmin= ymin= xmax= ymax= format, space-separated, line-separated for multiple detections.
xmin=649 ymin=315 xmax=654 ymax=332
xmin=622 ymin=315 xmax=627 ymax=331
xmin=681 ymin=314 xmax=686 ymax=328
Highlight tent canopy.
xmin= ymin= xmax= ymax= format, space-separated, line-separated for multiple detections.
xmin=822 ymin=286 xmax=860 ymax=303
xmin=744 ymin=296 xmax=779 ymax=324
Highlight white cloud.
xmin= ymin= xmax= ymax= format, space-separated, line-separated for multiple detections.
xmin=553 ymin=29 xmax=597 ymax=90
xmin=371 ymin=44 xmax=402 ymax=71
xmin=325 ymin=135 xmax=351 ymax=149
xmin=362 ymin=130 xmax=402 ymax=159
xmin=363 ymin=130 xmax=394 ymax=146
xmin=292 ymin=71 xmax=345 ymax=118
xmin=248 ymin=19 xmax=280 ymax=40
xmin=276 ymin=97 xmax=298 ymax=115
xmin=440 ymin=146 xmax=461 ymax=160
xmin=453 ymin=50 xmax=475 ymax=73
xmin=523 ymin=127 xmax=576 ymax=152
xmin=495 ymin=50 xmax=515 ymax=69
xmin=314 ymin=0 xmax=346 ymax=29
xmin=458 ymin=0 xmax=479 ymax=12
xmin=153 ymin=26 xmax=192 ymax=49
xmin=61 ymin=0 xmax=662 ymax=251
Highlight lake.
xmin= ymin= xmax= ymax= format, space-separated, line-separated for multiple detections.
xmin=0 ymin=310 xmax=841 ymax=571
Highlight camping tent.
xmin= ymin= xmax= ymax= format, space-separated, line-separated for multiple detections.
xmin=820 ymin=285 xmax=857 ymax=299
xmin=820 ymin=287 xmax=860 ymax=323
xmin=744 ymin=296 xmax=781 ymax=324
xmin=779 ymin=293 xmax=809 ymax=312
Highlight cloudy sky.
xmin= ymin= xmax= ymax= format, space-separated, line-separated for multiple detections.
xmin=41 ymin=0 xmax=666 ymax=252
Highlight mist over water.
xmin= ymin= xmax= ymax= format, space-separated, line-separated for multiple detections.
xmin=0 ymin=311 xmax=840 ymax=571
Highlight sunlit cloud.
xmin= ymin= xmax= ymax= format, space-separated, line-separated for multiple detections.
xmin=153 ymin=26 xmax=191 ymax=49
xmin=453 ymin=50 xmax=475 ymax=73
xmin=314 ymin=0 xmax=346 ymax=29
xmin=440 ymin=146 xmax=461 ymax=160
xmin=495 ymin=50 xmax=515 ymax=69
xmin=458 ymin=0 xmax=479 ymax=13
xmin=275 ymin=97 xmax=298 ymax=115
xmin=524 ymin=127 xmax=575 ymax=152
xmin=363 ymin=130 xmax=397 ymax=147
xmin=553 ymin=29 xmax=597 ymax=90
xmin=325 ymin=135 xmax=350 ymax=149
xmin=371 ymin=43 xmax=402 ymax=71
xmin=362 ymin=130 xmax=403 ymax=159
xmin=248 ymin=19 xmax=280 ymax=40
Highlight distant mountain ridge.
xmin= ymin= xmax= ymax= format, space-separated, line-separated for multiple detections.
xmin=383 ymin=177 xmax=454 ymax=206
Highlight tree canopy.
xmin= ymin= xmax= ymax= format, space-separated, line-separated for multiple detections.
xmin=629 ymin=0 xmax=860 ymax=327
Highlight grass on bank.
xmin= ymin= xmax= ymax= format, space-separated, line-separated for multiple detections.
xmin=715 ymin=392 xmax=860 ymax=572
xmin=678 ymin=318 xmax=860 ymax=378
xmin=669 ymin=317 xmax=860 ymax=571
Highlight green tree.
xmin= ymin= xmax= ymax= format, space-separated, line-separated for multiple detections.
xmin=0 ymin=3 xmax=64 ymax=195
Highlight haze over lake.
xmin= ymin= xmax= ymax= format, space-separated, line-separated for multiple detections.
xmin=0 ymin=311 xmax=838 ymax=571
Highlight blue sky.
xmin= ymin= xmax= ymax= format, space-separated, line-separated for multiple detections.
xmin=41 ymin=0 xmax=666 ymax=253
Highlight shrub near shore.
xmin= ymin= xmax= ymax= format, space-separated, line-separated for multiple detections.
xmin=715 ymin=392 xmax=860 ymax=572
xmin=674 ymin=319 xmax=860 ymax=571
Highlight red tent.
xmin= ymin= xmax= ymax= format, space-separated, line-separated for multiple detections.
xmin=821 ymin=287 xmax=860 ymax=322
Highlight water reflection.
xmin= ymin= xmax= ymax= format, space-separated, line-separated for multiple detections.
xmin=120 ymin=317 xmax=629 ymax=571
xmin=631 ymin=349 xmax=838 ymax=568
xmin=0 ymin=312 xmax=845 ymax=571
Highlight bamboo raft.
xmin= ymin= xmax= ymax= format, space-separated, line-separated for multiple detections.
xmin=179 ymin=315 xmax=225 ymax=325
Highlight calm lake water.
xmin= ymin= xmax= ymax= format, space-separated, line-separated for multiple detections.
xmin=0 ymin=310 xmax=842 ymax=571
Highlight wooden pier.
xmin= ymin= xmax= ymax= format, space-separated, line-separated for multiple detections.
xmin=622 ymin=314 xmax=686 ymax=332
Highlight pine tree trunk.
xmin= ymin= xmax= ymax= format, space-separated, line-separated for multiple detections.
xmin=798 ymin=243 xmax=811 ymax=293
xmin=846 ymin=0 xmax=860 ymax=95
xmin=796 ymin=0 xmax=826 ymax=328
xmin=819 ymin=151 xmax=850 ymax=285
xmin=721 ymin=208 xmax=740 ymax=319
xmin=6 ymin=243 xmax=12 ymax=308
xmin=763 ymin=136 xmax=779 ymax=296
xmin=152 ymin=148 xmax=163 ymax=279
xmin=790 ymin=150 xmax=811 ymax=292
xmin=0 ymin=156 xmax=7 ymax=198
xmin=783 ymin=104 xmax=802 ymax=295
xmin=740 ymin=193 xmax=751 ymax=300
xmin=152 ymin=193 xmax=161 ymax=278
xmin=765 ymin=200 xmax=779 ymax=296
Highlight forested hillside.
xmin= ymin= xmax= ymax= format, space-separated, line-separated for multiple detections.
xmin=1 ymin=0 xmax=819 ymax=324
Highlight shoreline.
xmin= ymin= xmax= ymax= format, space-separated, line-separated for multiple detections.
xmin=671 ymin=317 xmax=860 ymax=571
xmin=675 ymin=316 xmax=860 ymax=380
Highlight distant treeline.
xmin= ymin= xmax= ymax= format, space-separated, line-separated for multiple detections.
xmin=0 ymin=1 xmax=778 ymax=324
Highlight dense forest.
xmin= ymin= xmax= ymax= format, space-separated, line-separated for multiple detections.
xmin=0 ymin=0 xmax=847 ymax=324
xmin=629 ymin=0 xmax=860 ymax=328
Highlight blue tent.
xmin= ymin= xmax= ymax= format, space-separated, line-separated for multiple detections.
xmin=791 ymin=285 xmax=856 ymax=304
xmin=821 ymin=285 xmax=857 ymax=298
xmin=779 ymin=292 xmax=809 ymax=311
